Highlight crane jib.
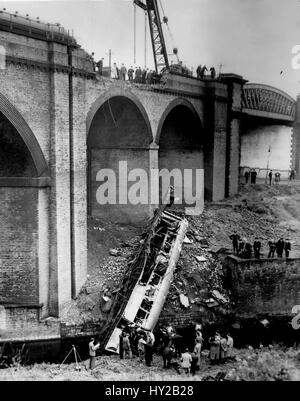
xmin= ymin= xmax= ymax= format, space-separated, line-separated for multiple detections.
xmin=133 ymin=0 xmax=170 ymax=73
xmin=134 ymin=0 xmax=156 ymax=11
xmin=134 ymin=0 xmax=147 ymax=11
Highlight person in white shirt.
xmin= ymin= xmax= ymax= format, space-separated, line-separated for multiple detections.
xmin=181 ymin=348 xmax=192 ymax=375
xmin=111 ymin=63 xmax=118 ymax=79
xmin=138 ymin=334 xmax=147 ymax=362
xmin=149 ymin=331 xmax=155 ymax=345
xmin=89 ymin=338 xmax=100 ymax=370
xmin=226 ymin=334 xmax=234 ymax=359
xmin=144 ymin=332 xmax=154 ymax=366
xmin=194 ymin=338 xmax=202 ymax=370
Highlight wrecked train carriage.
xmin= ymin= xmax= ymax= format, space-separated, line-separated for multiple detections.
xmin=105 ymin=209 xmax=188 ymax=354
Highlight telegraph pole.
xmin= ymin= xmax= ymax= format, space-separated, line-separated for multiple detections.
xmin=106 ymin=49 xmax=114 ymax=69
xmin=108 ymin=49 xmax=112 ymax=69
xmin=265 ymin=146 xmax=271 ymax=184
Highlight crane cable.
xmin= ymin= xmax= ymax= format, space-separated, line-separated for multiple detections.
xmin=134 ymin=2 xmax=137 ymax=65
xmin=108 ymin=98 xmax=117 ymax=128
xmin=158 ymin=0 xmax=179 ymax=63
xmin=144 ymin=10 xmax=147 ymax=68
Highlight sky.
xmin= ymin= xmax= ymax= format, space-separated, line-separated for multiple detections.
xmin=1 ymin=0 xmax=300 ymax=98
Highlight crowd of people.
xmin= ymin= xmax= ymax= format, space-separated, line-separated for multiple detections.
xmin=244 ymin=169 xmax=297 ymax=185
xmin=90 ymin=55 xmax=160 ymax=84
xmin=267 ymin=238 xmax=291 ymax=259
xmin=157 ymin=325 xmax=203 ymax=375
xmin=230 ymin=232 xmax=292 ymax=260
xmin=208 ymin=332 xmax=234 ymax=365
xmin=105 ymin=62 xmax=217 ymax=82
xmin=88 ymin=324 xmax=235 ymax=376
xmin=109 ymin=63 xmax=159 ymax=84
xmin=196 ymin=65 xmax=216 ymax=80
xmin=88 ymin=52 xmax=218 ymax=83
xmin=267 ymin=170 xmax=283 ymax=185
xmin=244 ymin=169 xmax=258 ymax=184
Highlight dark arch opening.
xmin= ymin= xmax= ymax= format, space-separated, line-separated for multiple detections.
xmin=88 ymin=96 xmax=152 ymax=148
xmin=158 ymin=104 xmax=204 ymax=208
xmin=159 ymin=105 xmax=203 ymax=150
xmin=0 ymin=114 xmax=40 ymax=306
xmin=0 ymin=111 xmax=37 ymax=177
xmin=0 ymin=92 xmax=49 ymax=177
xmin=87 ymin=96 xmax=152 ymax=224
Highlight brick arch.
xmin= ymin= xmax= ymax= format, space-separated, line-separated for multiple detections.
xmin=155 ymin=98 xmax=203 ymax=145
xmin=0 ymin=92 xmax=49 ymax=177
xmin=86 ymin=87 xmax=153 ymax=143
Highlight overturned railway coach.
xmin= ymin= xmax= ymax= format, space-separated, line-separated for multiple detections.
xmin=105 ymin=211 xmax=188 ymax=354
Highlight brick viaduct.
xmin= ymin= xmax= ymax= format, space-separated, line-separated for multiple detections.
xmin=0 ymin=23 xmax=299 ymax=339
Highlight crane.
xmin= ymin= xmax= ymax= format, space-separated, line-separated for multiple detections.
xmin=133 ymin=0 xmax=170 ymax=73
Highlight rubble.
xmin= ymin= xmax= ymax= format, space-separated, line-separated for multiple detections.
xmin=186 ymin=185 xmax=300 ymax=259
xmin=194 ymin=255 xmax=207 ymax=263
xmin=85 ymin=285 xmax=102 ymax=295
xmin=205 ymin=298 xmax=220 ymax=308
xmin=109 ymin=249 xmax=121 ymax=257
xmin=179 ymin=294 xmax=190 ymax=308
xmin=201 ymin=371 xmax=228 ymax=381
xmin=61 ymin=184 xmax=300 ymax=330
xmin=211 ymin=290 xmax=229 ymax=304
xmin=260 ymin=319 xmax=270 ymax=327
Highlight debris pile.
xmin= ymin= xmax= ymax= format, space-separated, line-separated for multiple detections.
xmin=161 ymin=227 xmax=230 ymax=320
xmin=61 ymin=184 xmax=300 ymax=329
xmin=185 ymin=184 xmax=300 ymax=257
xmin=60 ymin=221 xmax=141 ymax=325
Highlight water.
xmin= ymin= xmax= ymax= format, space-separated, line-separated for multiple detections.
xmin=0 ymin=336 xmax=93 ymax=366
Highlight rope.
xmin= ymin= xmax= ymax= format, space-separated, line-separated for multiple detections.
xmin=107 ymin=98 xmax=117 ymax=128
xmin=158 ymin=0 xmax=179 ymax=62
xmin=158 ymin=0 xmax=166 ymax=17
